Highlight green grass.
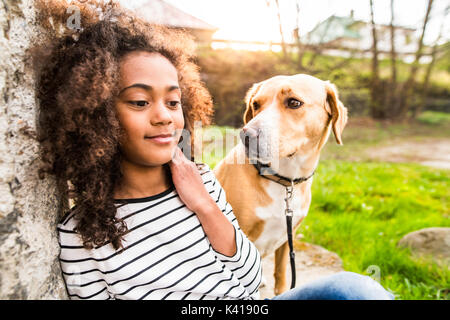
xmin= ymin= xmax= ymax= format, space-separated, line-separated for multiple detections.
xmin=299 ymin=160 xmax=449 ymax=300
xmin=202 ymin=114 xmax=450 ymax=300
xmin=416 ymin=111 xmax=450 ymax=126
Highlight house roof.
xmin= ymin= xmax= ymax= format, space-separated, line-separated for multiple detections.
xmin=132 ymin=0 xmax=218 ymax=31
xmin=305 ymin=15 xmax=415 ymax=45
xmin=306 ymin=15 xmax=361 ymax=45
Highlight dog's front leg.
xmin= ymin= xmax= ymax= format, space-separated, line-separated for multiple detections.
xmin=274 ymin=241 xmax=289 ymax=295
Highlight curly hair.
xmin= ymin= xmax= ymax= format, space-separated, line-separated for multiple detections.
xmin=34 ymin=0 xmax=213 ymax=250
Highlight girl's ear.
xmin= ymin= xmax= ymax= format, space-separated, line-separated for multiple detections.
xmin=243 ymin=82 xmax=262 ymax=125
xmin=325 ymin=81 xmax=348 ymax=145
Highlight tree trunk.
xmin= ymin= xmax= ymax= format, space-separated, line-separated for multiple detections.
xmin=413 ymin=5 xmax=448 ymax=118
xmin=294 ymin=0 xmax=304 ymax=68
xmin=369 ymin=0 xmax=383 ymax=119
xmin=389 ymin=0 xmax=397 ymax=85
xmin=274 ymin=0 xmax=287 ymax=58
xmin=388 ymin=0 xmax=398 ymax=114
xmin=397 ymin=0 xmax=434 ymax=120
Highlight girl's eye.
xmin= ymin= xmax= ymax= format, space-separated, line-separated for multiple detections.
xmin=168 ymin=101 xmax=181 ymax=108
xmin=128 ymin=101 xmax=148 ymax=107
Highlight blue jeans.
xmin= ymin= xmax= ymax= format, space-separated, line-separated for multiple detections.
xmin=270 ymin=271 xmax=395 ymax=300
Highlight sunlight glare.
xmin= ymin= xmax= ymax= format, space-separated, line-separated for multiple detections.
xmin=211 ymin=0 xmax=281 ymax=43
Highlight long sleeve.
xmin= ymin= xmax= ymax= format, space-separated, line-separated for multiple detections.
xmin=200 ymin=165 xmax=263 ymax=298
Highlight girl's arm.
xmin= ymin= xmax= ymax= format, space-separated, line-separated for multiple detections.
xmin=169 ymin=148 xmax=262 ymax=296
xmin=169 ymin=147 xmax=236 ymax=256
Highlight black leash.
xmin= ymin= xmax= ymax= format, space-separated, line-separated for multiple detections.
xmin=284 ymin=182 xmax=296 ymax=289
xmin=253 ymin=161 xmax=315 ymax=289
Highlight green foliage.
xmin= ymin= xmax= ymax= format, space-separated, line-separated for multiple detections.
xmin=417 ymin=111 xmax=450 ymax=125
xmin=434 ymin=42 xmax=450 ymax=73
xmin=196 ymin=48 xmax=288 ymax=127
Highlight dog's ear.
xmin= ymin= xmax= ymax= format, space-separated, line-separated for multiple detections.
xmin=325 ymin=81 xmax=348 ymax=145
xmin=243 ymin=82 xmax=262 ymax=125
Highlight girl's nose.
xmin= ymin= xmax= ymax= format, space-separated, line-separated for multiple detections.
xmin=150 ymin=101 xmax=172 ymax=126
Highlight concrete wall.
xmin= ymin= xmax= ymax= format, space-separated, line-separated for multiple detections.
xmin=0 ymin=0 xmax=67 ymax=299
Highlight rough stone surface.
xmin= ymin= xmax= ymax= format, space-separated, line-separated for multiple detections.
xmin=259 ymin=241 xmax=344 ymax=299
xmin=0 ymin=0 xmax=67 ymax=299
xmin=398 ymin=227 xmax=450 ymax=266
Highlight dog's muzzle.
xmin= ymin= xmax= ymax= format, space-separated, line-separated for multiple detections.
xmin=240 ymin=127 xmax=272 ymax=164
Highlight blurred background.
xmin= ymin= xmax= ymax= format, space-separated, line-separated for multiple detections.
xmin=120 ymin=0 xmax=449 ymax=300
xmin=123 ymin=0 xmax=450 ymax=126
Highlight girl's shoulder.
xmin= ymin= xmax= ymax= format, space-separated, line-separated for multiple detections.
xmin=57 ymin=206 xmax=79 ymax=233
xmin=195 ymin=162 xmax=215 ymax=181
xmin=195 ymin=162 xmax=210 ymax=174
xmin=195 ymin=162 xmax=222 ymax=195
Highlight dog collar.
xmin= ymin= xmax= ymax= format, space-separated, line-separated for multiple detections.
xmin=252 ymin=161 xmax=315 ymax=187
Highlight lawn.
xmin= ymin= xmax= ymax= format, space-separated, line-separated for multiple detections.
xmin=201 ymin=112 xmax=450 ymax=300
xmin=301 ymin=160 xmax=449 ymax=300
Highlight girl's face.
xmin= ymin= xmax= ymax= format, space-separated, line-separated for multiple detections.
xmin=115 ymin=51 xmax=185 ymax=167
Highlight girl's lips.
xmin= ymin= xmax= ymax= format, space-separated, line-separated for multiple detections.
xmin=145 ymin=134 xmax=174 ymax=144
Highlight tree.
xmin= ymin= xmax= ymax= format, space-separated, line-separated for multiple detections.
xmin=414 ymin=4 xmax=449 ymax=117
xmin=293 ymin=0 xmax=305 ymax=68
xmin=369 ymin=0 xmax=383 ymax=118
xmin=273 ymin=0 xmax=287 ymax=58
xmin=388 ymin=0 xmax=398 ymax=113
xmin=397 ymin=0 xmax=434 ymax=119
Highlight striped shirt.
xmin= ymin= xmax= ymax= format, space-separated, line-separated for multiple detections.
xmin=57 ymin=164 xmax=262 ymax=300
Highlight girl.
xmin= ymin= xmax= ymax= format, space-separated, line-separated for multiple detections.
xmin=36 ymin=1 xmax=261 ymax=300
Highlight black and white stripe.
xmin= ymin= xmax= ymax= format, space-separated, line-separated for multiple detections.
xmin=57 ymin=164 xmax=262 ymax=300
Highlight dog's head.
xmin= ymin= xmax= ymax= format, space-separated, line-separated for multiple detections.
xmin=241 ymin=74 xmax=348 ymax=168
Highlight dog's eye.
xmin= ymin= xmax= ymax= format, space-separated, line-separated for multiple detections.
xmin=253 ymin=101 xmax=260 ymax=111
xmin=285 ymin=98 xmax=304 ymax=109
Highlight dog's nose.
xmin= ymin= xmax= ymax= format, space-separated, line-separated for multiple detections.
xmin=242 ymin=127 xmax=258 ymax=137
xmin=240 ymin=127 xmax=259 ymax=148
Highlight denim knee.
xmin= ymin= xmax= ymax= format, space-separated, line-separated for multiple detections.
xmin=270 ymin=271 xmax=395 ymax=300
xmin=328 ymin=271 xmax=394 ymax=300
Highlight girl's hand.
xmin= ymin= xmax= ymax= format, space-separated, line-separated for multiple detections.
xmin=168 ymin=147 xmax=214 ymax=213
xmin=169 ymin=146 xmax=237 ymax=256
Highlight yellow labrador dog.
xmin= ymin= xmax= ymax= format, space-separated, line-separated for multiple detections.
xmin=213 ymin=74 xmax=348 ymax=295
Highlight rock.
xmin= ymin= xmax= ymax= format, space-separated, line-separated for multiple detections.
xmin=0 ymin=0 xmax=67 ymax=299
xmin=397 ymin=227 xmax=450 ymax=266
xmin=259 ymin=241 xmax=344 ymax=299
